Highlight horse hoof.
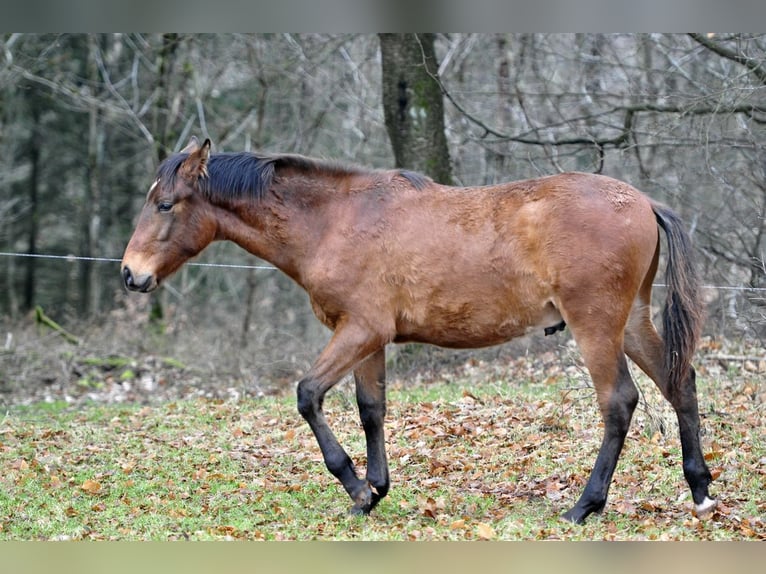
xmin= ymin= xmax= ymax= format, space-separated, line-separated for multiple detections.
xmin=348 ymin=504 xmax=371 ymax=517
xmin=348 ymin=483 xmax=376 ymax=516
xmin=561 ymin=510 xmax=585 ymax=525
xmin=693 ymin=496 xmax=717 ymax=519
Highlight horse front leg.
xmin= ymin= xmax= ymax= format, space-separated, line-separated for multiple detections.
xmin=353 ymin=348 xmax=389 ymax=514
xmin=296 ymin=322 xmax=387 ymax=514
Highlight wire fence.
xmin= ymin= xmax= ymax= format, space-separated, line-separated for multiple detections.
xmin=0 ymin=251 xmax=277 ymax=271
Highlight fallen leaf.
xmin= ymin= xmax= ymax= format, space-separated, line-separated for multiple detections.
xmin=81 ymin=479 xmax=102 ymax=494
xmin=476 ymin=522 xmax=496 ymax=540
xmin=418 ymin=496 xmax=439 ymax=519
xmin=462 ymin=390 xmax=483 ymax=403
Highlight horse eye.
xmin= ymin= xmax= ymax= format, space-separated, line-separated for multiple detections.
xmin=157 ymin=202 xmax=173 ymax=213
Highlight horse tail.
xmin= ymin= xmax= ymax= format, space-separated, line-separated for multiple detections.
xmin=652 ymin=202 xmax=704 ymax=397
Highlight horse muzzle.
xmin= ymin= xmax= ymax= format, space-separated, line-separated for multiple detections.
xmin=122 ymin=265 xmax=158 ymax=293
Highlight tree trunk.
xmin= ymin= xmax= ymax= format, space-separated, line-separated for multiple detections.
xmin=152 ymin=32 xmax=182 ymax=163
xmin=379 ymin=33 xmax=452 ymax=184
xmin=78 ymin=34 xmax=105 ymax=317
xmin=149 ymin=33 xmax=184 ymax=330
xmin=485 ymin=35 xmax=512 ymax=184
xmin=379 ymin=33 xmax=453 ymax=370
xmin=23 ymin=103 xmax=41 ymax=312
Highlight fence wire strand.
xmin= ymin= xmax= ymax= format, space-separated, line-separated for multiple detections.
xmin=0 ymin=251 xmax=277 ymax=271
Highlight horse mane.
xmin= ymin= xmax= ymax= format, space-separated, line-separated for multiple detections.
xmin=156 ymin=151 xmax=431 ymax=201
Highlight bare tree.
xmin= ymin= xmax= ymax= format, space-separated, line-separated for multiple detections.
xmin=1 ymin=33 xmax=764 ymax=338
xmin=379 ymin=33 xmax=452 ymax=183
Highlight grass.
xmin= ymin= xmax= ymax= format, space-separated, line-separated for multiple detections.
xmin=1 ymin=353 xmax=764 ymax=541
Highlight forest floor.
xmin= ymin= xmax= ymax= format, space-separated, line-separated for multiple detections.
xmin=0 ymin=320 xmax=764 ymax=540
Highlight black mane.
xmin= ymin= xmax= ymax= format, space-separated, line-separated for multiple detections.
xmin=157 ymin=152 xmax=280 ymax=201
xmin=156 ymin=151 xmax=431 ymax=200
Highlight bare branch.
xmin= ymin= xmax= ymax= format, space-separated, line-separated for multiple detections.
xmin=10 ymin=64 xmax=155 ymax=144
xmin=90 ymin=37 xmax=155 ymax=143
xmin=688 ymin=33 xmax=766 ymax=85
xmin=440 ymin=75 xmax=766 ymax=149
xmin=417 ymin=37 xmax=766 ymax=158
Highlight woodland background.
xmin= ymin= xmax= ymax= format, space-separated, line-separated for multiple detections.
xmin=0 ymin=33 xmax=765 ymax=403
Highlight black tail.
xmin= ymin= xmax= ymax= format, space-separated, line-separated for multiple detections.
xmin=652 ymin=202 xmax=704 ymax=396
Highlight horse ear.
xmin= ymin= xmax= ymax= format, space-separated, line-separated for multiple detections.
xmin=179 ymin=138 xmax=211 ymax=182
xmin=179 ymin=136 xmax=201 ymax=154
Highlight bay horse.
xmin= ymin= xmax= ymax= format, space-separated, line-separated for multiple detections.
xmin=121 ymin=137 xmax=716 ymax=524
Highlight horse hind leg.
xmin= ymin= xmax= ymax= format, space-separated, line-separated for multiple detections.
xmin=623 ymin=300 xmax=716 ymax=517
xmin=562 ymin=324 xmax=639 ymax=524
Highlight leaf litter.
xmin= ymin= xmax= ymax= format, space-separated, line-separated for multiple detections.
xmin=0 ymin=336 xmax=763 ymax=540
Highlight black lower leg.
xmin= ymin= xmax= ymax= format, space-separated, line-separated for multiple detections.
xmin=673 ymin=369 xmax=715 ymax=511
xmin=564 ymin=360 xmax=638 ymax=524
xmin=296 ymin=378 xmax=368 ymax=503
xmin=563 ymin=420 xmax=630 ymax=523
xmin=356 ymin=404 xmax=388 ymax=512
xmin=353 ymin=350 xmax=390 ymax=514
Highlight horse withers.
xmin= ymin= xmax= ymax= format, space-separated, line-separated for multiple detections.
xmin=121 ymin=137 xmax=716 ymax=524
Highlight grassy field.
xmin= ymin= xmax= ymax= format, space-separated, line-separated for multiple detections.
xmin=1 ymin=338 xmax=763 ymax=542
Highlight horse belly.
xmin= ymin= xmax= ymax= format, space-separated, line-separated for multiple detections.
xmin=394 ymin=292 xmax=563 ymax=349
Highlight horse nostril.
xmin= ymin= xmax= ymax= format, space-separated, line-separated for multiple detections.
xmin=122 ymin=266 xmax=134 ymax=289
xmin=122 ymin=266 xmax=156 ymax=292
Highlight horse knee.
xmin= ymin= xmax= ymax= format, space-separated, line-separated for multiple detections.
xmin=296 ymin=379 xmax=319 ymax=420
xmin=324 ymin=449 xmax=354 ymax=478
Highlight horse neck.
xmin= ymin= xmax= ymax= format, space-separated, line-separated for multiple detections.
xmin=213 ymin=172 xmax=337 ymax=285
